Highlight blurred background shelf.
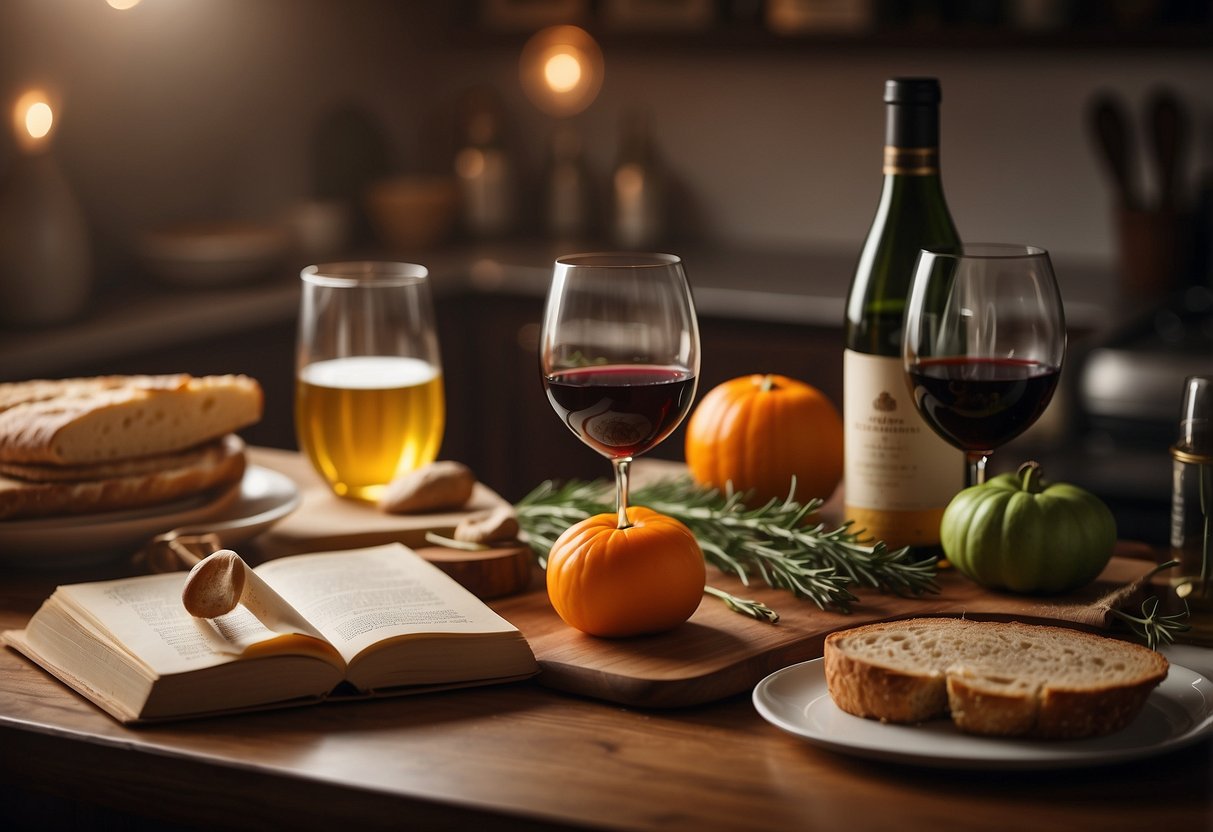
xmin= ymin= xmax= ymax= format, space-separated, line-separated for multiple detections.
xmin=1 ymin=1 xmax=1208 ymax=546
xmin=451 ymin=0 xmax=1213 ymax=52
xmin=4 ymin=240 xmax=1200 ymax=547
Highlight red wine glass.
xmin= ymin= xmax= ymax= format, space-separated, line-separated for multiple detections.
xmin=541 ymin=253 xmax=700 ymax=529
xmin=903 ymin=244 xmax=1066 ymax=487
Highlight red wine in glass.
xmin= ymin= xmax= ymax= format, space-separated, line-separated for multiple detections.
xmin=541 ymin=252 xmax=700 ymax=528
xmin=545 ymin=365 xmax=696 ymax=458
xmin=907 ymin=357 xmax=1060 ymax=453
xmin=903 ymin=244 xmax=1066 ymax=486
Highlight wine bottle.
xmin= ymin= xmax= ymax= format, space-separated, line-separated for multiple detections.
xmin=843 ymin=77 xmax=964 ymax=551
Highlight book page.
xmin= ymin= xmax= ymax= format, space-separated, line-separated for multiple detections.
xmin=255 ymin=543 xmax=520 ymax=665
xmin=54 ymin=573 xmax=339 ymax=677
xmin=192 ymin=566 xmax=328 ymax=656
xmin=56 ymin=574 xmax=285 ymax=676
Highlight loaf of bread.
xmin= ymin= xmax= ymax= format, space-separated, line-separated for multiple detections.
xmin=824 ymin=617 xmax=1168 ymax=739
xmin=0 ymin=434 xmax=247 ymax=520
xmin=0 ymin=374 xmax=262 ymax=465
xmin=0 ymin=439 xmax=224 ymax=483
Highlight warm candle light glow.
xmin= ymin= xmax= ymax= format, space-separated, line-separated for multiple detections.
xmin=455 ymin=147 xmax=487 ymax=180
xmin=25 ymin=102 xmax=53 ymax=140
xmin=543 ymin=52 xmax=582 ymax=94
xmin=12 ymin=90 xmax=56 ymax=152
xmin=520 ymin=26 xmax=603 ymax=118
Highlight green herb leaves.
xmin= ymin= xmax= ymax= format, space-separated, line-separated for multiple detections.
xmin=516 ymin=477 xmax=939 ymax=621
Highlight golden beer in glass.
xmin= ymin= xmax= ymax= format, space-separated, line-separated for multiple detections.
xmin=296 ymin=262 xmax=444 ymax=501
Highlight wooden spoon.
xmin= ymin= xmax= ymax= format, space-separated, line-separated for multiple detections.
xmin=1088 ymin=93 xmax=1139 ymax=210
xmin=1146 ymin=88 xmax=1189 ymax=211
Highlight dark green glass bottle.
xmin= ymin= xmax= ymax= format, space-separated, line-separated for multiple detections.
xmin=842 ymin=77 xmax=963 ymax=552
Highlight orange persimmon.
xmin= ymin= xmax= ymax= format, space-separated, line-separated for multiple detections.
xmin=545 ymin=507 xmax=705 ymax=637
xmin=685 ymin=373 xmax=843 ymax=506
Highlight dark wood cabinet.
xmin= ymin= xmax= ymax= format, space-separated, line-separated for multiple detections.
xmin=16 ymin=318 xmax=299 ymax=453
xmin=439 ymin=292 xmax=596 ymax=502
xmin=438 ymin=293 xmax=845 ymax=502
xmin=1 ymin=280 xmax=847 ymax=505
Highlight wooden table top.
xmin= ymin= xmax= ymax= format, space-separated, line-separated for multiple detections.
xmin=1 ymin=456 xmax=1210 ymax=831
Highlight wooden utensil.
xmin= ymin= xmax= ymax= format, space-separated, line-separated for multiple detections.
xmin=1146 ymin=88 xmax=1189 ymax=211
xmin=1089 ymin=93 xmax=1139 ymax=210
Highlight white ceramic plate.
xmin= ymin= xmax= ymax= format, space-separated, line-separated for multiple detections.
xmin=752 ymin=657 xmax=1213 ymax=770
xmin=0 ymin=465 xmax=300 ymax=569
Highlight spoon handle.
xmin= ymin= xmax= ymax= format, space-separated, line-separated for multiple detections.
xmin=1089 ymin=93 xmax=1138 ymax=210
xmin=1147 ymin=88 xmax=1188 ymax=211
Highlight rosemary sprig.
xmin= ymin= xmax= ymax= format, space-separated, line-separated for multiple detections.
xmin=515 ymin=476 xmax=939 ymax=619
xmin=1079 ymin=559 xmax=1191 ymax=651
xmin=514 ymin=479 xmax=613 ymax=570
xmin=704 ymin=586 xmax=781 ymax=624
xmin=1042 ymin=559 xmax=1190 ymax=652
xmin=1108 ymin=595 xmax=1190 ymax=651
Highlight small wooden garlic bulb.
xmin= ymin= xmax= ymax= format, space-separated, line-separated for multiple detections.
xmin=453 ymin=505 xmax=520 ymax=545
xmin=379 ymin=461 xmax=475 ymax=514
xmin=181 ymin=549 xmax=257 ymax=619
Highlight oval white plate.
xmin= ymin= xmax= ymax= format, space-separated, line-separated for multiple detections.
xmin=0 ymin=465 xmax=300 ymax=569
xmin=753 ymin=657 xmax=1213 ymax=770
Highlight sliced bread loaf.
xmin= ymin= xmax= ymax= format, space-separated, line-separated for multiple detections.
xmin=824 ymin=617 xmax=1168 ymax=739
xmin=0 ymin=439 xmax=225 ymax=483
xmin=0 ymin=374 xmax=262 ymax=465
xmin=0 ymin=434 xmax=247 ymax=520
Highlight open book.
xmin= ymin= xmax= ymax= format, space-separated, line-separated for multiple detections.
xmin=3 ymin=543 xmax=538 ymax=723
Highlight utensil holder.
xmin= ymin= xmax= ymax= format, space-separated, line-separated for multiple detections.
xmin=1116 ymin=207 xmax=1191 ymax=299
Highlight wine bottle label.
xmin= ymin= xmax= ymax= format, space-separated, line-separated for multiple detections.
xmin=883 ymin=147 xmax=938 ymax=176
xmin=843 ymin=349 xmax=963 ymax=547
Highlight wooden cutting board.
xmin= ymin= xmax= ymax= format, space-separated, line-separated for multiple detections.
xmin=492 ymin=555 xmax=1159 ymax=709
xmin=244 ymin=448 xmax=533 ymax=599
xmin=244 ymin=450 xmax=1162 ymax=709
xmin=246 ymin=447 xmax=510 ymax=553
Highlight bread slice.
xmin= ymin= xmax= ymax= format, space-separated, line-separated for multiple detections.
xmin=0 ymin=434 xmax=246 ymax=520
xmin=0 ymin=375 xmax=262 ymax=465
xmin=824 ymin=617 xmax=1169 ymax=739
xmin=0 ymin=440 xmax=223 ymax=483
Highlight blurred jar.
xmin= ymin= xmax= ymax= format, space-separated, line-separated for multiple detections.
xmin=543 ymin=123 xmax=593 ymax=243
xmin=0 ymin=152 xmax=91 ymax=326
xmin=454 ymin=88 xmax=516 ymax=239
xmin=611 ymin=108 xmax=665 ymax=249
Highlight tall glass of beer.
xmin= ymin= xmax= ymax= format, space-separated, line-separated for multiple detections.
xmin=295 ymin=261 xmax=444 ymax=501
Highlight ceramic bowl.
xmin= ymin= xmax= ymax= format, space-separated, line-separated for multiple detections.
xmin=138 ymin=222 xmax=289 ymax=286
xmin=365 ymin=176 xmax=459 ymax=251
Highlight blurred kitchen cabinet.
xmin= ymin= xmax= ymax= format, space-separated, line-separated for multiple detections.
xmin=699 ymin=316 xmax=842 ymax=404
xmin=35 ymin=320 xmax=300 ymax=452
xmin=438 ymin=292 xmax=595 ymax=501
xmin=0 ymin=279 xmax=845 ymax=505
xmin=437 ymin=292 xmax=844 ymax=502
xmin=654 ymin=316 xmax=843 ymax=485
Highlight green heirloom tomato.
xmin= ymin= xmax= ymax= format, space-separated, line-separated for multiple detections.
xmin=940 ymin=461 xmax=1117 ymax=594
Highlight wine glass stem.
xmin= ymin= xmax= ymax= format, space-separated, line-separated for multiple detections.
xmin=613 ymin=456 xmax=633 ymax=529
xmin=966 ymin=452 xmax=989 ymax=487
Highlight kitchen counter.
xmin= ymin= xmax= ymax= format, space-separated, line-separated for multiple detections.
xmin=0 ymin=241 xmax=1117 ymax=382
xmin=0 ymin=449 xmax=1208 ymax=830
xmin=2 ymin=624 xmax=1208 ymax=831
xmin=0 ymin=241 xmax=1179 ymax=535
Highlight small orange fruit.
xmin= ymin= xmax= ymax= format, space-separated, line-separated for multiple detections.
xmin=685 ymin=373 xmax=843 ymax=505
xmin=546 ymin=507 xmax=705 ymax=637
